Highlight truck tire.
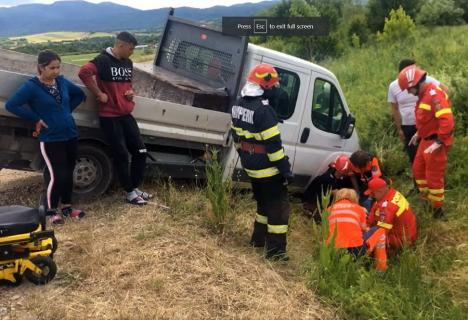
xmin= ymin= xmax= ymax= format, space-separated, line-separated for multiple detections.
xmin=73 ymin=143 xmax=113 ymax=201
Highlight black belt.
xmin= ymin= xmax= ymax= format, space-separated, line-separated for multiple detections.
xmin=424 ymin=134 xmax=438 ymax=141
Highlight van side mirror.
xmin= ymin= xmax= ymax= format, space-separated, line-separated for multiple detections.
xmin=340 ymin=113 xmax=355 ymax=139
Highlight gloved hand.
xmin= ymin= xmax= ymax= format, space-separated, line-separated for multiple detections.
xmin=283 ymin=171 xmax=294 ymax=186
xmin=424 ymin=141 xmax=442 ymax=154
xmin=408 ymin=132 xmax=420 ymax=146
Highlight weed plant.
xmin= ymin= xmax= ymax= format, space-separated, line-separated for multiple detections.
xmin=305 ymin=193 xmax=464 ymax=319
xmin=205 ymin=150 xmax=232 ymax=234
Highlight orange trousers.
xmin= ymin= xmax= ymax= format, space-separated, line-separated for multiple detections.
xmin=366 ymin=228 xmax=387 ymax=271
xmin=413 ymin=140 xmax=448 ymax=208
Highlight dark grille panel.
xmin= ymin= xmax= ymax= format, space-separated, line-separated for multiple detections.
xmin=167 ymin=40 xmax=235 ymax=85
xmin=154 ymin=15 xmax=247 ymax=105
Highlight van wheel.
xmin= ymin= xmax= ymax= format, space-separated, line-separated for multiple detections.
xmin=73 ymin=143 xmax=113 ymax=201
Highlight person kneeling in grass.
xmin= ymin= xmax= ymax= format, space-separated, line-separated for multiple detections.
xmin=326 ymin=188 xmax=369 ymax=258
xmin=326 ymin=188 xmax=390 ymax=271
xmin=365 ymin=178 xmax=417 ymax=254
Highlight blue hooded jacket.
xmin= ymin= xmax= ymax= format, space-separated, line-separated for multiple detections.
xmin=5 ymin=75 xmax=85 ymax=142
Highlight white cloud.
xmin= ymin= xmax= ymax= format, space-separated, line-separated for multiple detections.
xmin=0 ymin=0 xmax=271 ymax=10
xmin=0 ymin=0 xmax=41 ymax=6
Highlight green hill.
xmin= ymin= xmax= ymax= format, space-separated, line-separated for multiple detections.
xmin=10 ymin=32 xmax=114 ymax=43
xmin=314 ymin=24 xmax=468 ymax=318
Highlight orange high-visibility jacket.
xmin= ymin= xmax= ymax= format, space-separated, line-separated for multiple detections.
xmin=368 ymin=188 xmax=417 ymax=248
xmin=416 ymin=83 xmax=454 ymax=146
xmin=327 ymin=199 xmax=368 ymax=248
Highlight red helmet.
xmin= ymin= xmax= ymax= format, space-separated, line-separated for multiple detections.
xmin=332 ymin=155 xmax=351 ymax=175
xmin=398 ymin=65 xmax=427 ymax=91
xmin=247 ymin=63 xmax=279 ymax=89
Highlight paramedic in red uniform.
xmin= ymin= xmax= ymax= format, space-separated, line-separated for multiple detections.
xmin=398 ymin=66 xmax=455 ymax=219
xmin=366 ymin=178 xmax=417 ymax=251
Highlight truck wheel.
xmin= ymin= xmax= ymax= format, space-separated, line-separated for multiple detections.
xmin=73 ymin=143 xmax=113 ymax=201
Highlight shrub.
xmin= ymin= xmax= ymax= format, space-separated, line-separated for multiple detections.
xmin=350 ymin=33 xmax=360 ymax=48
xmin=348 ymin=15 xmax=370 ymax=46
xmin=417 ymin=0 xmax=465 ymax=26
xmin=449 ymin=68 xmax=468 ymax=136
xmin=367 ymin=0 xmax=422 ymax=32
xmin=377 ymin=6 xmax=416 ymax=42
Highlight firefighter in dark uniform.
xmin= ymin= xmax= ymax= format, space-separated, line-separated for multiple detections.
xmin=231 ymin=63 xmax=293 ymax=260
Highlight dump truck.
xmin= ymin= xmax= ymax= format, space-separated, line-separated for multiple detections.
xmin=0 ymin=11 xmax=359 ymax=200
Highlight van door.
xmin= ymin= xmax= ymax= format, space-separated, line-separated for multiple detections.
xmin=260 ymin=57 xmax=310 ymax=171
xmin=231 ymin=56 xmax=309 ymax=183
xmin=293 ymin=73 xmax=349 ymax=188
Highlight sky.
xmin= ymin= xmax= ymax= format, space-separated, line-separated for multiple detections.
xmin=0 ymin=0 xmax=270 ymax=10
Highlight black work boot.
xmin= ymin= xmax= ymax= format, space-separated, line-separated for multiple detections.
xmin=265 ymin=234 xmax=289 ymax=261
xmin=250 ymin=222 xmax=267 ymax=247
xmin=432 ymin=207 xmax=444 ymax=219
xmin=265 ymin=250 xmax=290 ymax=261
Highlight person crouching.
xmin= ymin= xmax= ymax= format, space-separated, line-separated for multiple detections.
xmin=326 ymin=188 xmax=368 ymax=258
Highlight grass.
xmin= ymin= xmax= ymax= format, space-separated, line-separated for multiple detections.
xmin=10 ymin=32 xmax=114 ymax=43
xmin=305 ymin=194 xmax=465 ymax=320
xmin=0 ymin=170 xmax=333 ymax=319
xmin=61 ymin=52 xmax=103 ymax=65
xmin=314 ymin=24 xmax=468 ymax=318
xmin=62 ymin=49 xmax=154 ymax=66
xmin=205 ymin=150 xmax=232 ymax=234
xmin=1 ymin=23 xmax=467 ymax=320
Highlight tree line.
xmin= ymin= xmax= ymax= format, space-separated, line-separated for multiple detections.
xmin=252 ymin=0 xmax=468 ymax=62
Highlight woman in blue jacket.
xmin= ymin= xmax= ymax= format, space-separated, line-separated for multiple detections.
xmin=6 ymin=50 xmax=86 ymax=224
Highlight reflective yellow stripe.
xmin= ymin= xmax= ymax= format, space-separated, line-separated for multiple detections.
xmin=267 ymin=148 xmax=285 ymax=162
xmin=245 ymin=167 xmax=280 ymax=179
xmin=231 ymin=125 xmax=262 ymax=141
xmin=377 ymin=221 xmax=393 ymax=230
xmin=429 ymin=188 xmax=444 ymax=194
xmin=231 ymin=124 xmax=281 ymax=141
xmin=436 ymin=87 xmax=449 ymax=100
xmin=268 ymin=224 xmax=288 ymax=234
xmin=391 ymin=192 xmax=409 ymax=217
xmin=260 ymin=125 xmax=280 ymax=140
xmin=419 ymin=103 xmax=431 ymax=111
xmin=435 ymin=108 xmax=452 ymax=118
xmin=256 ymin=213 xmax=268 ymax=224
xmin=415 ymin=179 xmax=427 ymax=184
xmin=255 ymin=72 xmax=278 ymax=79
xmin=427 ymin=194 xmax=444 ymax=202
xmin=395 ymin=204 xmax=407 ymax=217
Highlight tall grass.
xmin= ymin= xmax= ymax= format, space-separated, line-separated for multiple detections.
xmin=205 ymin=150 xmax=232 ymax=234
xmin=305 ymin=24 xmax=468 ymax=318
xmin=306 ymin=199 xmax=464 ymax=319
